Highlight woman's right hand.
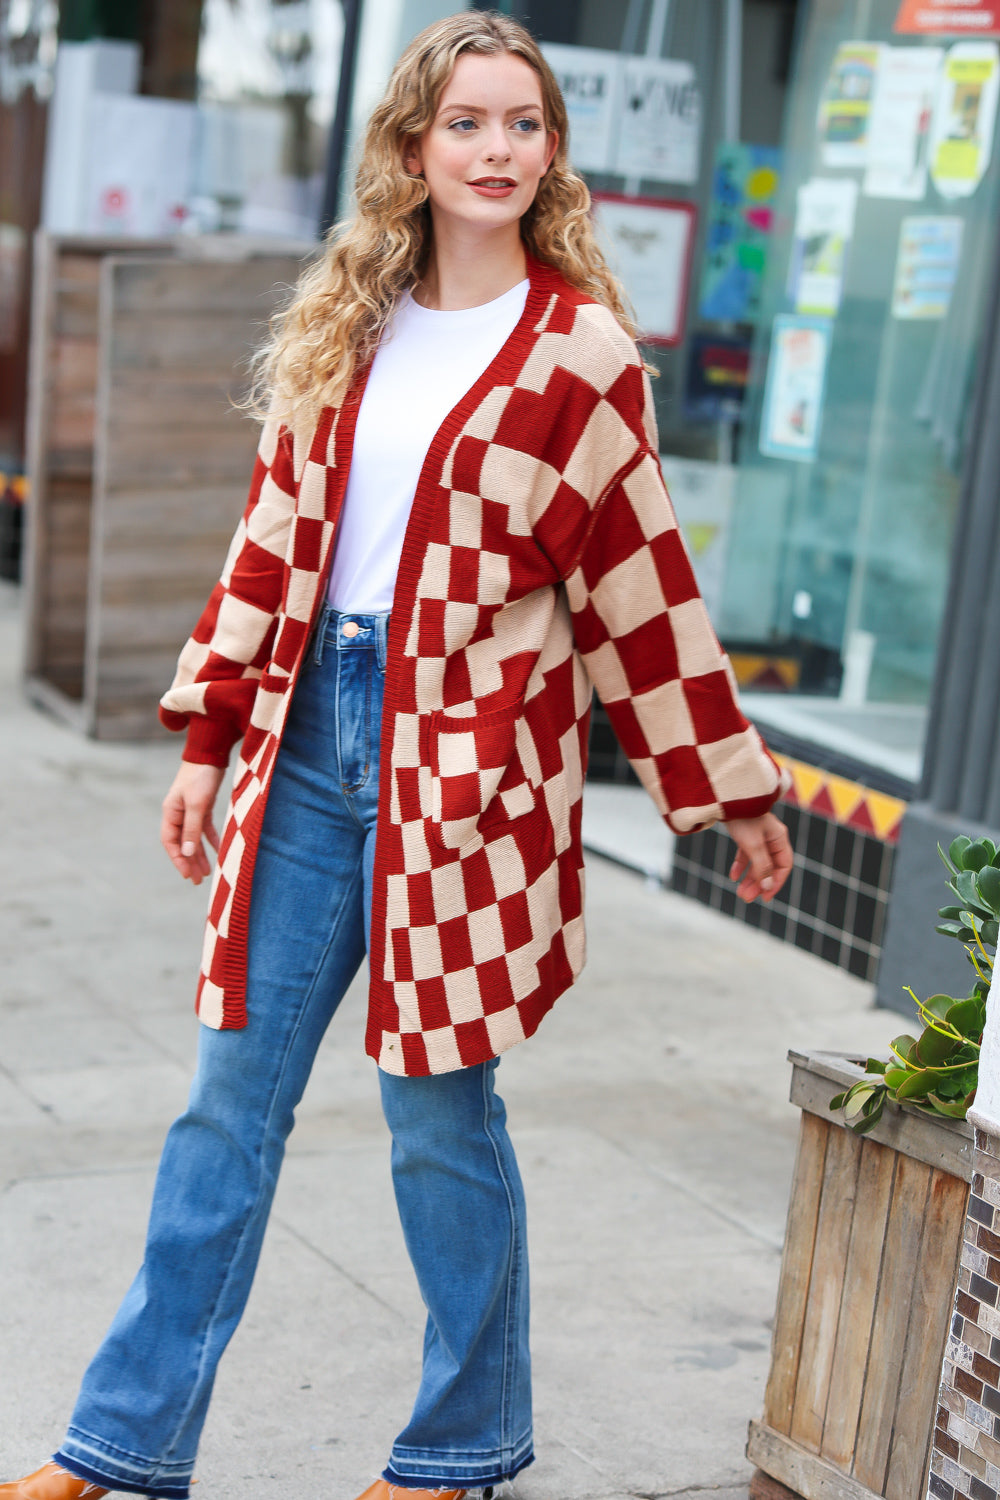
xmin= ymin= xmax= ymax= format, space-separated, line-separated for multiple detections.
xmin=161 ymin=761 xmax=226 ymax=884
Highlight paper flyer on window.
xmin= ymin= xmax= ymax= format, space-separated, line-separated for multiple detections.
xmin=592 ymin=193 xmax=696 ymax=346
xmin=788 ymin=178 xmax=858 ymax=318
xmin=540 ymin=43 xmax=620 ymax=174
xmin=892 ymin=216 xmax=964 ymax=317
xmin=659 ymin=456 xmax=736 ymax=624
xmin=760 ymin=316 xmax=831 ymax=463
xmin=699 ymin=143 xmax=781 ymax=323
xmin=929 ymin=41 xmax=1000 ymax=197
xmin=863 ymin=46 xmax=943 ymax=198
xmin=616 ymin=57 xmax=701 ymax=184
xmin=818 ymin=41 xmax=882 ymax=168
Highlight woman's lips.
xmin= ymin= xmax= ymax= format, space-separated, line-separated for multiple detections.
xmin=468 ymin=178 xmax=517 ymax=197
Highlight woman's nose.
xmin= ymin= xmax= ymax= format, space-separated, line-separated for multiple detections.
xmin=482 ymin=123 xmax=512 ymax=162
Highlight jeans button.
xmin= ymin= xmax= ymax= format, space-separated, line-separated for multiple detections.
xmin=342 ymin=621 xmax=360 ymax=638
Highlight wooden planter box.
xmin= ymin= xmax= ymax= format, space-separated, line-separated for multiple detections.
xmin=747 ymin=1050 xmax=973 ymax=1500
xmin=23 ymin=232 xmax=311 ymax=739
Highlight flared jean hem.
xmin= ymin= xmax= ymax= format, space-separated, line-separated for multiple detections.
xmin=55 ymin=1436 xmax=192 ymax=1499
xmin=382 ymin=1429 xmax=534 ymax=1488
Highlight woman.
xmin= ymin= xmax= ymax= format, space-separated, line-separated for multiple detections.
xmin=4 ymin=13 xmax=792 ymax=1500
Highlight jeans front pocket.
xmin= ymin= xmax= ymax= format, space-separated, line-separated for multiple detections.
xmin=426 ymin=705 xmax=531 ymax=851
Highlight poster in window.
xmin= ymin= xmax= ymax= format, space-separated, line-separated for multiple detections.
xmin=683 ymin=332 xmax=752 ymax=423
xmin=787 ymin=178 xmax=858 ymax=318
xmin=929 ymin=41 xmax=1000 ymax=196
xmin=699 ymin=143 xmax=781 ymax=323
xmin=760 ymin=316 xmax=831 ymax=462
xmin=818 ymin=42 xmax=882 ymax=167
xmin=615 ymin=57 xmax=701 ymax=184
xmin=892 ymin=215 xmax=964 ymax=316
xmin=895 ymin=0 xmax=1000 ymax=37
xmin=591 ymin=193 xmax=696 ymax=346
xmin=863 ymin=46 xmax=943 ymax=198
xmin=540 ymin=44 xmax=620 ymax=174
xmin=659 ymin=456 xmax=736 ymax=624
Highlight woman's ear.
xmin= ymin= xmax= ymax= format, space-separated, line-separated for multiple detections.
xmin=403 ymin=135 xmax=423 ymax=177
xmin=543 ymin=131 xmax=559 ymax=174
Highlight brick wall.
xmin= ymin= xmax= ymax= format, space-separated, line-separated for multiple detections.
xmin=930 ymin=1131 xmax=1000 ymax=1500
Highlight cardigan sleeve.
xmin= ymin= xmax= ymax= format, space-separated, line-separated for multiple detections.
xmin=562 ymin=442 xmax=788 ymax=835
xmin=158 ymin=415 xmax=296 ymax=767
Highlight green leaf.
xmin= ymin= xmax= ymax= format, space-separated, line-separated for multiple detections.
xmin=916 ymin=1025 xmax=962 ymax=1066
xmin=865 ymin=1058 xmax=887 ymax=1075
xmin=853 ymin=1103 xmax=885 ymax=1133
xmin=923 ymin=994 xmax=957 ymax=1020
xmin=950 ymin=835 xmax=972 ymax=868
xmin=831 ymin=1079 xmax=873 ymax=1114
xmin=890 ymin=1034 xmax=920 ymax=1065
xmin=939 ymin=905 xmax=966 ymax=921
xmin=977 ymin=866 xmax=1000 ymax=917
xmin=896 ymin=1069 xmax=936 ymax=1099
xmin=840 ymin=1083 xmax=887 ymax=1134
xmin=925 ymin=1093 xmax=972 ymax=1119
xmin=960 ymin=1066 xmax=980 ymax=1096
xmin=953 ymin=871 xmax=983 ymax=909
xmin=936 ymin=922 xmax=975 ymax=941
xmin=946 ymin=998 xmax=985 ymax=1039
xmin=981 ymin=920 xmax=1000 ymax=948
xmin=964 ymin=842 xmax=991 ymax=872
xmin=884 ymin=1067 xmax=909 ymax=1090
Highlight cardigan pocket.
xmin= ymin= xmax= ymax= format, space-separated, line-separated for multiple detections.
xmin=425 ymin=705 xmax=534 ymax=851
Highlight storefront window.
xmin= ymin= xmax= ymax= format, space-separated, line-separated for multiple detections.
xmin=193 ymin=0 xmax=342 ymax=237
xmin=516 ymin=0 xmax=796 ymax=779
xmin=717 ymin=0 xmax=1000 ymax=783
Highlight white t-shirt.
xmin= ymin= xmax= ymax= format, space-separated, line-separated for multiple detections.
xmin=327 ymin=278 xmax=529 ymax=614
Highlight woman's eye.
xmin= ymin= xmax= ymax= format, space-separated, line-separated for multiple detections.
xmin=513 ymin=117 xmax=542 ymax=132
xmin=449 ymin=117 xmax=477 ymax=131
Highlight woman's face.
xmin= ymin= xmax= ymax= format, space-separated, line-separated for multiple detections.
xmin=405 ymin=51 xmax=558 ymax=240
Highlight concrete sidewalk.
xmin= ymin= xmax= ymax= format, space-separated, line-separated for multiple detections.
xmin=0 ymin=578 xmax=893 ymax=1500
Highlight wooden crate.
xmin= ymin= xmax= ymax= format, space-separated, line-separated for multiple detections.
xmin=23 ymin=232 xmax=312 ymax=738
xmin=747 ymin=1050 xmax=973 ymax=1500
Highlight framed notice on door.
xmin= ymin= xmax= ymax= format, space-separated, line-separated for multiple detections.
xmin=591 ymin=192 xmax=697 ymax=347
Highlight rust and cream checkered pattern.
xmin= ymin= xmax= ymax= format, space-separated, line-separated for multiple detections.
xmin=160 ymin=259 xmax=786 ymax=1074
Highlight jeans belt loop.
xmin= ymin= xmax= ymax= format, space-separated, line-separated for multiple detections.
xmin=376 ymin=612 xmax=389 ymax=673
xmin=312 ymin=600 xmax=333 ymax=666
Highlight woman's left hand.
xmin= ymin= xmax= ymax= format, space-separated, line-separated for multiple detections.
xmin=725 ymin=811 xmax=793 ymax=903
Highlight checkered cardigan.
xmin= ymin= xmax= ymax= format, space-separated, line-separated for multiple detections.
xmin=160 ymin=256 xmax=785 ymax=1076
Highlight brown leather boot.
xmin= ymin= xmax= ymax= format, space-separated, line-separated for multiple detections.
xmin=352 ymin=1483 xmax=467 ymax=1500
xmin=0 ymin=1465 xmax=108 ymax=1500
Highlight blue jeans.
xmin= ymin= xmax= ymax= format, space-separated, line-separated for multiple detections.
xmin=54 ymin=608 xmax=532 ymax=1496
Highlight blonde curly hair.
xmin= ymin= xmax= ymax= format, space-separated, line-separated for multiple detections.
xmin=251 ymin=9 xmax=638 ymax=432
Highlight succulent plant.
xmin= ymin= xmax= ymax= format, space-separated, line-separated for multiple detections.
xmin=831 ymin=835 xmax=998 ymax=1133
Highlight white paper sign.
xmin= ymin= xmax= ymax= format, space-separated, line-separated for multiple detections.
xmin=615 ymin=58 xmax=701 ymax=184
xmin=86 ymin=93 xmax=196 ymax=235
xmin=659 ymin=456 xmax=735 ymax=624
xmin=593 ymin=194 xmax=695 ymax=345
xmin=818 ymin=41 xmax=881 ymax=168
xmin=760 ymin=316 xmax=831 ymax=463
xmin=864 ymin=46 xmax=943 ymax=199
xmin=541 ymin=43 xmax=620 ymax=174
xmin=789 ymin=177 xmax=858 ymax=317
xmin=892 ymin=216 xmax=964 ymax=318
xmin=930 ymin=41 xmax=1000 ymax=198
